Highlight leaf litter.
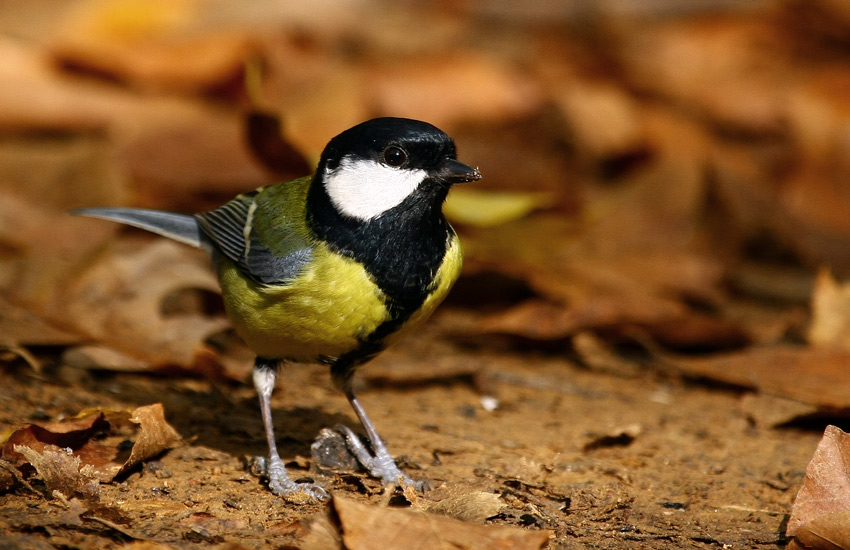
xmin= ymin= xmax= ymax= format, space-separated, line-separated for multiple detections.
xmin=2 ymin=0 xmax=850 ymax=548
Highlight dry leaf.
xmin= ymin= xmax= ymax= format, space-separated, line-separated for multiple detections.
xmin=50 ymin=0 xmax=251 ymax=92
xmin=2 ymin=404 xmax=180 ymax=486
xmin=554 ymin=80 xmax=647 ymax=162
xmin=60 ymin=240 xmax=232 ymax=371
xmin=788 ymin=426 xmax=850 ymax=547
xmin=792 ymin=511 xmax=850 ymax=550
xmin=245 ymin=111 xmax=311 ymax=179
xmin=333 ymin=496 xmax=550 ymax=550
xmin=421 ymin=491 xmax=505 ymax=524
xmin=672 ymin=347 xmax=850 ymax=410
xmin=0 ymin=295 xmax=79 ymax=348
xmin=119 ymin=403 xmax=182 ymax=477
xmin=583 ymin=424 xmax=642 ymax=452
xmin=739 ymin=393 xmax=818 ymax=429
xmin=808 ymin=269 xmax=850 ymax=349
xmin=115 ymin=100 xmax=270 ymax=209
xmin=444 ymin=189 xmax=555 ymax=228
xmin=12 ymin=445 xmax=100 ymax=500
xmin=617 ymin=17 xmax=787 ymax=133
xmin=371 ymin=52 xmax=542 ymax=129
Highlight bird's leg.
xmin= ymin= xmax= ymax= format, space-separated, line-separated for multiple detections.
xmin=330 ymin=362 xmax=426 ymax=490
xmin=253 ymin=358 xmax=328 ymax=499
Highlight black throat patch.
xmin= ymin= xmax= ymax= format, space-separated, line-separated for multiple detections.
xmin=307 ymin=175 xmax=453 ymax=367
xmin=308 ymin=176 xmax=453 ymax=317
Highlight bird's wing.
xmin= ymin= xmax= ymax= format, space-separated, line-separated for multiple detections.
xmin=194 ymin=186 xmax=313 ymax=286
xmin=71 ymin=207 xmax=204 ymax=248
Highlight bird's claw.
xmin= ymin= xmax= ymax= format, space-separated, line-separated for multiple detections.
xmin=254 ymin=455 xmax=329 ymax=500
xmin=334 ymin=424 xmax=427 ymax=491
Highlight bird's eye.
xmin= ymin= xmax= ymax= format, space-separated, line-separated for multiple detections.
xmin=382 ymin=145 xmax=407 ymax=167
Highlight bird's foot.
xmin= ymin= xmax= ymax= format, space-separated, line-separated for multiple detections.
xmin=334 ymin=424 xmax=428 ymax=491
xmin=254 ymin=455 xmax=329 ymax=500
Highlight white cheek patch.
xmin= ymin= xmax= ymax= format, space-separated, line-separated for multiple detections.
xmin=324 ymin=157 xmax=427 ymax=221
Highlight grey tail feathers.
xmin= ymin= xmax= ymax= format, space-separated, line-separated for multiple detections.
xmin=72 ymin=207 xmax=204 ymax=249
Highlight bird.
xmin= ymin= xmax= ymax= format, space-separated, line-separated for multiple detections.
xmin=73 ymin=117 xmax=481 ymax=499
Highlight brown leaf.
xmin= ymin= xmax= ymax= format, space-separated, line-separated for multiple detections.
xmin=115 ymin=100 xmax=271 ymax=210
xmin=788 ymin=426 xmax=850 ymax=545
xmin=60 ymin=240 xmax=233 ymax=371
xmin=2 ymin=404 xmax=180 ymax=485
xmin=0 ymin=295 xmax=79 ymax=348
xmin=118 ymin=404 xmax=181 ymax=477
xmin=245 ymin=111 xmax=311 ymax=179
xmin=421 ymin=491 xmax=505 ymax=524
xmin=672 ymin=347 xmax=850 ymax=409
xmin=739 ymin=393 xmax=819 ymax=429
xmin=616 ymin=17 xmax=787 ymax=134
xmin=370 ymin=52 xmax=542 ymax=129
xmin=553 ymin=80 xmax=647 ymax=162
xmin=12 ymin=445 xmax=100 ymax=500
xmin=333 ymin=496 xmax=550 ymax=550
xmin=808 ymin=270 xmax=850 ymax=349
xmin=792 ymin=511 xmax=850 ymax=550
xmin=49 ymin=0 xmax=251 ymax=93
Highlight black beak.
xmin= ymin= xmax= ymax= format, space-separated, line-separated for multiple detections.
xmin=437 ymin=159 xmax=482 ymax=185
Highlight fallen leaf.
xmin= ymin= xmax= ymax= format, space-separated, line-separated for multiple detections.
xmin=420 ymin=491 xmax=505 ymax=524
xmin=616 ymin=17 xmax=788 ymax=134
xmin=119 ymin=404 xmax=182 ymax=477
xmin=671 ymin=347 xmax=850 ymax=410
xmin=115 ymin=99 xmax=271 ymax=210
xmin=572 ymin=331 xmax=640 ymax=377
xmin=370 ymin=51 xmax=542 ymax=130
xmin=0 ymin=295 xmax=79 ymax=348
xmin=12 ymin=446 xmax=100 ymax=500
xmin=60 ymin=240 xmax=234 ymax=372
xmin=788 ymin=426 xmax=850 ymax=546
xmin=739 ymin=393 xmax=819 ymax=429
xmin=2 ymin=404 xmax=181 ymax=487
xmin=792 ymin=511 xmax=850 ymax=550
xmin=333 ymin=496 xmax=550 ymax=550
xmin=49 ymin=0 xmax=251 ymax=92
xmin=444 ymin=189 xmax=555 ymax=228
xmin=583 ymin=424 xmax=642 ymax=452
xmin=245 ymin=111 xmax=311 ymax=180
xmin=808 ymin=269 xmax=850 ymax=349
xmin=553 ymin=80 xmax=647 ymax=162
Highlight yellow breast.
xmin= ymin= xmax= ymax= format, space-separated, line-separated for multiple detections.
xmin=217 ymin=235 xmax=463 ymax=362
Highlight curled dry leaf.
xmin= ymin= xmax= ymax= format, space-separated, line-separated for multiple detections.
xmin=332 ymin=496 xmax=550 ymax=550
xmin=61 ymin=240 xmax=233 ymax=372
xmin=788 ymin=426 xmax=850 ymax=549
xmin=1 ymin=403 xmax=180 ymax=490
xmin=12 ymin=446 xmax=100 ymax=500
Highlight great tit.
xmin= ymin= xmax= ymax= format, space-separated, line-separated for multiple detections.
xmin=73 ymin=117 xmax=481 ymax=499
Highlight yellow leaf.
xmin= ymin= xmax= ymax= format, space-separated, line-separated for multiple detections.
xmin=445 ymin=189 xmax=554 ymax=227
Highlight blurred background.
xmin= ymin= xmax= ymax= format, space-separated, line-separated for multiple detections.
xmin=3 ymin=0 xmax=850 ymax=377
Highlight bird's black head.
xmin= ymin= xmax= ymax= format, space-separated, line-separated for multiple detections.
xmin=315 ymin=117 xmax=481 ymax=222
xmin=307 ymin=117 xmax=480 ymax=330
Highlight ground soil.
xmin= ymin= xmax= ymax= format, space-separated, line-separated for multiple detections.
xmin=0 ymin=311 xmax=821 ymax=549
